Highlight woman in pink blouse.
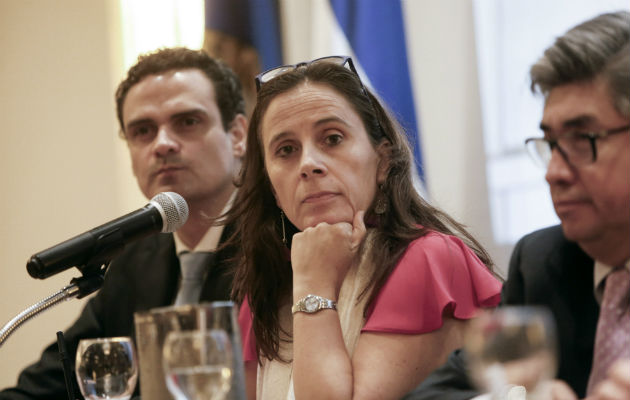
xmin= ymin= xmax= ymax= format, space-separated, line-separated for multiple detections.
xmin=227 ymin=56 xmax=502 ymax=400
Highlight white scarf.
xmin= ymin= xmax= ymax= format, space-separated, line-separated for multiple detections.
xmin=256 ymin=231 xmax=378 ymax=400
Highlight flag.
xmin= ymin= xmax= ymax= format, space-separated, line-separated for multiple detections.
xmin=203 ymin=0 xmax=283 ymax=115
xmin=329 ymin=0 xmax=424 ymax=183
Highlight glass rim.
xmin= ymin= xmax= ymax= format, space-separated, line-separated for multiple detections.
xmin=77 ymin=336 xmax=133 ymax=344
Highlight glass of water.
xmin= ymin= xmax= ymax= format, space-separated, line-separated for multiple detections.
xmin=162 ymin=329 xmax=233 ymax=400
xmin=75 ymin=336 xmax=138 ymax=400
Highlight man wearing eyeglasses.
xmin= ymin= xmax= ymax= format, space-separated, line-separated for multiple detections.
xmin=404 ymin=10 xmax=629 ymax=400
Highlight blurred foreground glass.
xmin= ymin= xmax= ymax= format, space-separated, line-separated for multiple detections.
xmin=464 ymin=306 xmax=557 ymax=400
xmin=163 ymin=329 xmax=233 ymax=400
xmin=134 ymin=301 xmax=246 ymax=400
xmin=75 ymin=336 xmax=138 ymax=400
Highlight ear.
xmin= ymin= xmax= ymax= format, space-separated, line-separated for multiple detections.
xmin=227 ymin=114 xmax=247 ymax=158
xmin=375 ymin=140 xmax=391 ymax=184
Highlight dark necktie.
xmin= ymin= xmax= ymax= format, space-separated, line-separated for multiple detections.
xmin=587 ymin=267 xmax=630 ymax=394
xmin=174 ymin=251 xmax=215 ymax=306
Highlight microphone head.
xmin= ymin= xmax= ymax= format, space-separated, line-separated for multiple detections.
xmin=150 ymin=192 xmax=189 ymax=233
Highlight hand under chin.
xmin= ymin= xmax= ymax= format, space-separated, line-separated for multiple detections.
xmin=301 ymin=216 xmax=354 ymax=230
xmin=299 ymin=207 xmax=356 ymax=230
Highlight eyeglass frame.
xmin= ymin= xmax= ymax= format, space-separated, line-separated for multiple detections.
xmin=254 ymin=55 xmax=385 ymax=139
xmin=524 ymin=124 xmax=630 ymax=167
xmin=256 ymin=56 xmax=361 ymax=92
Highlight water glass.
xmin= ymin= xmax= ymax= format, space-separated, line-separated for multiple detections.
xmin=162 ymin=329 xmax=233 ymax=400
xmin=75 ymin=336 xmax=138 ymax=400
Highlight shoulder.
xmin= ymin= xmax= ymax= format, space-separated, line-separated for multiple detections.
xmin=108 ymin=233 xmax=176 ymax=273
xmin=514 ymin=225 xmax=565 ymax=254
xmin=509 ymin=225 xmax=591 ymax=272
xmin=395 ymin=231 xmax=489 ymax=280
xmin=362 ymin=230 xmax=501 ymax=334
xmin=403 ymin=230 xmax=476 ymax=259
xmin=504 ymin=225 xmax=593 ymax=302
xmin=99 ymin=233 xmax=177 ymax=298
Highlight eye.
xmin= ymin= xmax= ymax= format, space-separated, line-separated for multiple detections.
xmin=324 ymin=132 xmax=343 ymax=146
xmin=564 ymin=132 xmax=592 ymax=152
xmin=127 ymin=125 xmax=155 ymax=141
xmin=275 ymin=144 xmax=297 ymax=158
xmin=177 ymin=115 xmax=201 ymax=128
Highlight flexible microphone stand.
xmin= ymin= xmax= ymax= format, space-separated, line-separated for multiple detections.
xmin=0 ymin=229 xmax=127 ymax=347
xmin=0 ymin=262 xmax=106 ymax=348
xmin=0 ymin=270 xmax=105 ymax=347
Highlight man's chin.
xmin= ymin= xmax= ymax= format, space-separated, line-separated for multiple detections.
xmin=560 ymin=220 xmax=599 ymax=245
xmin=150 ymin=184 xmax=185 ymax=197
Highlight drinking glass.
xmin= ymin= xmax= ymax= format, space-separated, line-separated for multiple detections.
xmin=162 ymin=329 xmax=233 ymax=400
xmin=75 ymin=336 xmax=138 ymax=400
xmin=464 ymin=306 xmax=557 ymax=399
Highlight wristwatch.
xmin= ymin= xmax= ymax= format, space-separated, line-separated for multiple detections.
xmin=292 ymin=294 xmax=337 ymax=314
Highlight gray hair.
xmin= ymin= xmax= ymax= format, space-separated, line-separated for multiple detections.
xmin=530 ymin=11 xmax=630 ymax=118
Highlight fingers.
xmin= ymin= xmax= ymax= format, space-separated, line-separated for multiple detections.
xmin=608 ymin=359 xmax=630 ymax=388
xmin=594 ymin=381 xmax=627 ymax=400
xmin=544 ymin=380 xmax=578 ymax=400
xmin=351 ymin=210 xmax=367 ymax=247
xmin=592 ymin=359 xmax=630 ymax=400
xmin=298 ymin=210 xmax=366 ymax=252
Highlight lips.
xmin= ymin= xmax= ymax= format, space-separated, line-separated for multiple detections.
xmin=154 ymin=165 xmax=183 ymax=176
xmin=302 ymin=191 xmax=339 ymax=203
xmin=553 ymin=198 xmax=590 ymax=214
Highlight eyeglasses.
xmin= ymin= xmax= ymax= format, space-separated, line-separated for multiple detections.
xmin=524 ymin=125 xmax=630 ymax=167
xmin=255 ymin=55 xmax=361 ymax=92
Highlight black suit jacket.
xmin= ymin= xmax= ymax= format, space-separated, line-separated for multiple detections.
xmin=403 ymin=225 xmax=599 ymax=399
xmin=0 ymin=226 xmax=236 ymax=400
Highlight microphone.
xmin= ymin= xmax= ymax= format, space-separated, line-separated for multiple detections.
xmin=27 ymin=192 xmax=189 ymax=279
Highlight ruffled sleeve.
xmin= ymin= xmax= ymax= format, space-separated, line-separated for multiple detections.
xmin=362 ymin=231 xmax=502 ymax=334
xmin=238 ymin=298 xmax=257 ymax=362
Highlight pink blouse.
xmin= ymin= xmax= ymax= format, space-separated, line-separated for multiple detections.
xmin=239 ymin=230 xmax=502 ymax=361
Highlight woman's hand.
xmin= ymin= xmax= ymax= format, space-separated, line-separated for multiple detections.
xmin=589 ymin=359 xmax=630 ymax=400
xmin=291 ymin=210 xmax=366 ymax=299
xmin=541 ymin=379 xmax=578 ymax=400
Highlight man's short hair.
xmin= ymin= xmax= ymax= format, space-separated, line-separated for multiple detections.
xmin=115 ymin=47 xmax=245 ymax=135
xmin=530 ymin=11 xmax=630 ymax=118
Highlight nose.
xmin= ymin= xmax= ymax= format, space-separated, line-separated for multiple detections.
xmin=545 ymin=147 xmax=575 ymax=186
xmin=152 ymin=126 xmax=180 ymax=157
xmin=299 ymin=146 xmax=327 ymax=179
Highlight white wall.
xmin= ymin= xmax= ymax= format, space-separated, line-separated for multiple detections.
xmin=0 ymin=0 xmax=142 ymax=389
xmin=403 ymin=0 xmax=512 ymax=270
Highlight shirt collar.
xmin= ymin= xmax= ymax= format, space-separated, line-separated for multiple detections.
xmin=173 ymin=190 xmax=236 ymax=255
xmin=593 ymin=259 xmax=630 ymax=304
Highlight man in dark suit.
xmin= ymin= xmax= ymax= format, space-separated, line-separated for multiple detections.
xmin=404 ymin=10 xmax=629 ymax=400
xmin=0 ymin=48 xmax=247 ymax=399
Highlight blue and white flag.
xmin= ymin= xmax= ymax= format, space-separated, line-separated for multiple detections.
xmin=328 ymin=0 xmax=424 ymax=183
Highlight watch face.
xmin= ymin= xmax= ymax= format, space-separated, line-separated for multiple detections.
xmin=304 ymin=295 xmax=320 ymax=312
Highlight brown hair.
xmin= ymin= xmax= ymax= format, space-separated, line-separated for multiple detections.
xmin=228 ymin=60 xmax=494 ymax=361
xmin=530 ymin=11 xmax=630 ymax=118
xmin=115 ymin=47 xmax=245 ymax=135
